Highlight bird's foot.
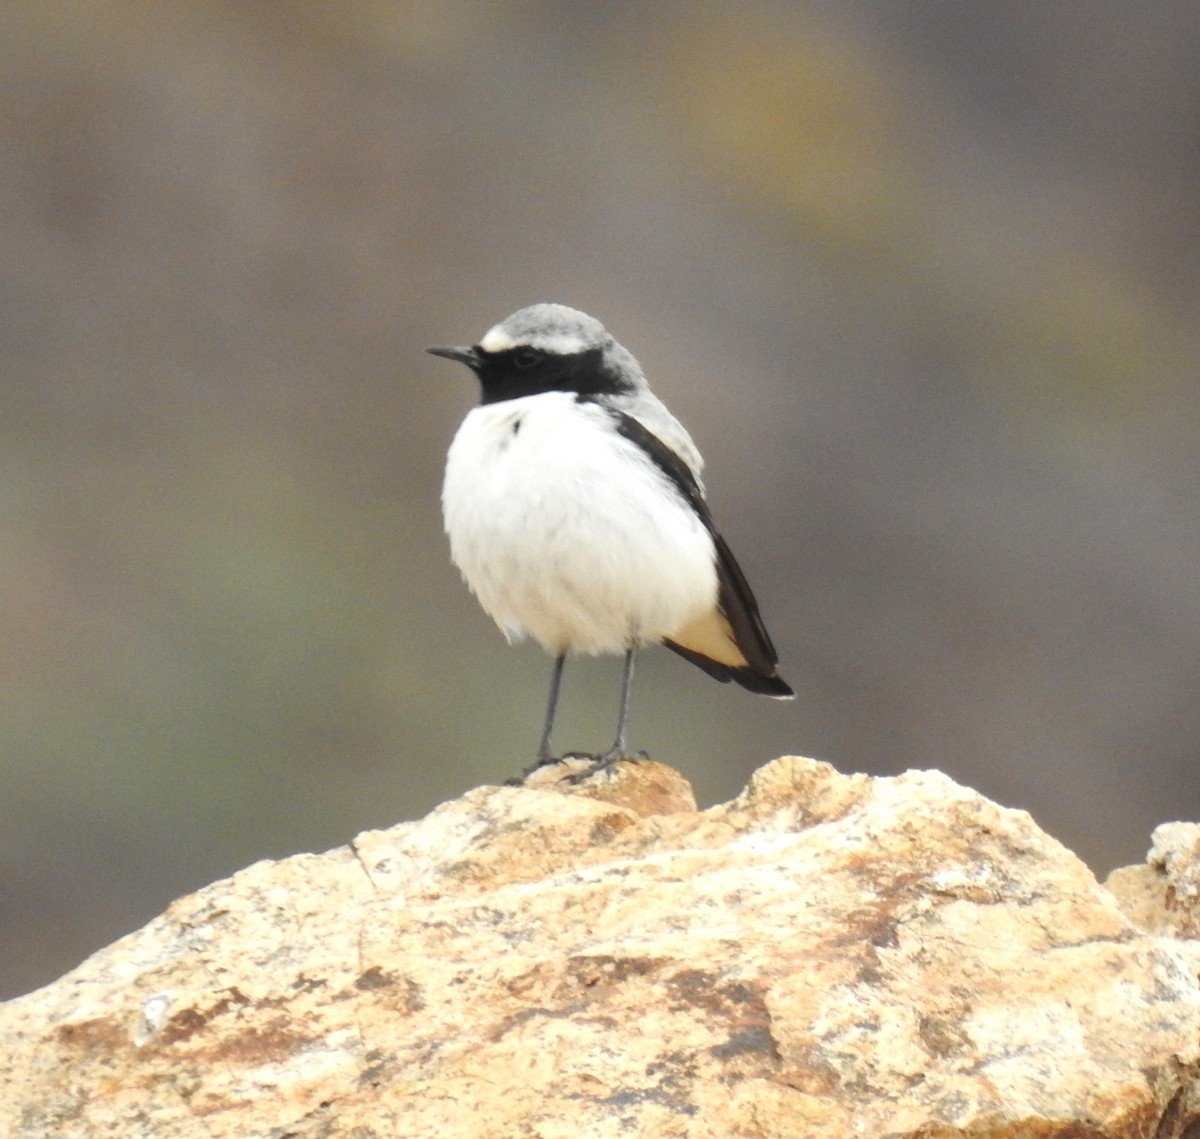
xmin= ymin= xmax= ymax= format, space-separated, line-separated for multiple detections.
xmin=505 ymin=749 xmax=592 ymax=786
xmin=507 ymin=747 xmax=647 ymax=786
xmin=564 ymin=746 xmax=649 ymax=784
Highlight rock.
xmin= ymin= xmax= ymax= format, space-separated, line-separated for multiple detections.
xmin=1106 ymin=821 xmax=1200 ymax=939
xmin=3 ymin=756 xmax=1200 ymax=1138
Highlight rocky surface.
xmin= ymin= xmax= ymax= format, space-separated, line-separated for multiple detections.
xmin=3 ymin=755 xmax=1200 ymax=1138
xmin=1107 ymin=821 xmax=1200 ymax=940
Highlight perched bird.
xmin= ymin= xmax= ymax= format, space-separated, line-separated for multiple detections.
xmin=430 ymin=304 xmax=792 ymax=779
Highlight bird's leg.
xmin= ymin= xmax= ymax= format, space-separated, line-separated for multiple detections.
xmin=537 ymin=651 xmax=568 ymax=764
xmin=571 ymin=648 xmax=647 ymax=781
xmin=610 ymin=646 xmax=636 ymax=755
xmin=509 ymin=653 xmax=567 ymax=783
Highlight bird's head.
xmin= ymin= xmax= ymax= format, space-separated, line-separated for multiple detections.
xmin=428 ymin=304 xmax=644 ymax=405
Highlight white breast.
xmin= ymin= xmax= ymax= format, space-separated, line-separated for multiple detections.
xmin=442 ymin=392 xmax=719 ymax=656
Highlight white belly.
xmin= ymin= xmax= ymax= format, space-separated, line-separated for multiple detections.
xmin=442 ymin=393 xmax=718 ymax=656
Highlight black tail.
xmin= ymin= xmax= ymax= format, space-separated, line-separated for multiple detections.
xmin=664 ymin=638 xmax=794 ymax=697
xmin=665 ymin=529 xmax=794 ymax=698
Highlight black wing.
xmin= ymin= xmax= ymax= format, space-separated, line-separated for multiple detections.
xmin=599 ymin=403 xmax=794 ymax=698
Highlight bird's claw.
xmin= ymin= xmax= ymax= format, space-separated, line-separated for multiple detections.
xmin=508 ymin=747 xmax=647 ymax=785
xmin=564 ymin=747 xmax=648 ymax=784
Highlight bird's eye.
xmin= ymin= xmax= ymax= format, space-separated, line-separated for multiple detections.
xmin=511 ymin=348 xmax=542 ymax=370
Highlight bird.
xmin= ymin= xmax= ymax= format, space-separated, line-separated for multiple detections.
xmin=429 ymin=303 xmax=793 ymax=781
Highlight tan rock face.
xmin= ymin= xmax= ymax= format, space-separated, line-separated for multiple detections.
xmin=1107 ymin=822 xmax=1200 ymax=939
xmin=3 ymin=757 xmax=1200 ymax=1138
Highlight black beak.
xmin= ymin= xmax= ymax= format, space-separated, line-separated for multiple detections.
xmin=426 ymin=344 xmax=481 ymax=370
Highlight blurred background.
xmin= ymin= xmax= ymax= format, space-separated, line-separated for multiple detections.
xmin=3 ymin=1 xmax=1199 ymax=998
